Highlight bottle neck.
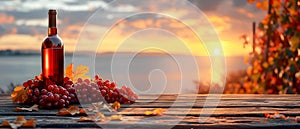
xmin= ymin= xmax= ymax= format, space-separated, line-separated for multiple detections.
xmin=48 ymin=27 xmax=57 ymax=36
xmin=48 ymin=10 xmax=57 ymax=36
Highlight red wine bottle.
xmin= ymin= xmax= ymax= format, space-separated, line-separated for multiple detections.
xmin=42 ymin=9 xmax=64 ymax=86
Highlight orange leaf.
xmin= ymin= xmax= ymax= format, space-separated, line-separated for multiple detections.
xmin=65 ymin=63 xmax=74 ymax=80
xmin=21 ymin=119 xmax=36 ymax=128
xmin=78 ymin=112 xmax=105 ymax=122
xmin=14 ymin=116 xmax=27 ymax=125
xmin=111 ymin=101 xmax=121 ymax=110
xmin=0 ymin=120 xmax=10 ymax=127
xmin=256 ymin=0 xmax=268 ymax=10
xmin=0 ymin=116 xmax=36 ymax=128
xmin=14 ymin=104 xmax=39 ymax=112
xmin=11 ymin=86 xmax=28 ymax=103
xmin=57 ymin=106 xmax=86 ymax=116
xmin=78 ymin=116 xmax=95 ymax=122
xmin=247 ymin=0 xmax=255 ymax=3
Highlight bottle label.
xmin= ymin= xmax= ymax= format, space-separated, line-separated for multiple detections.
xmin=42 ymin=48 xmax=64 ymax=85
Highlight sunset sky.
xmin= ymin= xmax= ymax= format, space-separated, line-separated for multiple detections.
xmin=0 ymin=0 xmax=266 ymax=56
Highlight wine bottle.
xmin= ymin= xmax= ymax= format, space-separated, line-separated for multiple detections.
xmin=42 ymin=9 xmax=64 ymax=86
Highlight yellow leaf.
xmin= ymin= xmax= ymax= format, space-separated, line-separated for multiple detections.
xmin=73 ymin=65 xmax=90 ymax=82
xmin=145 ymin=108 xmax=165 ymax=116
xmin=263 ymin=62 xmax=269 ymax=69
xmin=110 ymin=114 xmax=123 ymax=121
xmin=11 ymin=86 xmax=28 ymax=103
xmin=65 ymin=63 xmax=73 ymax=80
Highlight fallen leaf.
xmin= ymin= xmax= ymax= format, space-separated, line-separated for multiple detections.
xmin=78 ymin=116 xmax=95 ymax=122
xmin=94 ymin=112 xmax=106 ymax=121
xmin=265 ymin=112 xmax=288 ymax=120
xmin=145 ymin=108 xmax=165 ymax=116
xmin=0 ymin=116 xmax=36 ymax=129
xmin=111 ymin=101 xmax=121 ymax=111
xmin=21 ymin=119 xmax=36 ymax=128
xmin=103 ymin=104 xmax=113 ymax=112
xmin=14 ymin=104 xmax=39 ymax=112
xmin=0 ymin=120 xmax=10 ymax=127
xmin=57 ymin=106 xmax=86 ymax=116
xmin=110 ymin=114 xmax=123 ymax=121
xmin=65 ymin=63 xmax=73 ymax=80
xmin=88 ymin=102 xmax=113 ymax=112
xmin=79 ymin=109 xmax=87 ymax=114
xmin=78 ymin=112 xmax=105 ymax=122
xmin=73 ymin=65 xmax=90 ymax=82
xmin=14 ymin=116 xmax=27 ymax=125
xmin=68 ymin=106 xmax=80 ymax=115
xmin=88 ymin=102 xmax=103 ymax=112
xmin=11 ymin=86 xmax=28 ymax=103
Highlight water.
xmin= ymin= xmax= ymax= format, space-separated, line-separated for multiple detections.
xmin=0 ymin=54 xmax=248 ymax=93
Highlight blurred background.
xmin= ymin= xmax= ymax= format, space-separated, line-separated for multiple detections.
xmin=1 ymin=0 xmax=298 ymax=94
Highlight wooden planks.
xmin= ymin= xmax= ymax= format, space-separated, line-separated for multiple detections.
xmin=1 ymin=94 xmax=300 ymax=128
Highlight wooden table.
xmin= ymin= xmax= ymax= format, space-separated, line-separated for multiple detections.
xmin=1 ymin=94 xmax=300 ymax=128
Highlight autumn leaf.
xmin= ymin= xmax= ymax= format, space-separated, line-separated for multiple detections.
xmin=57 ymin=106 xmax=87 ymax=116
xmin=65 ymin=63 xmax=90 ymax=82
xmin=265 ymin=112 xmax=288 ymax=120
xmin=88 ymin=102 xmax=113 ymax=112
xmin=65 ymin=63 xmax=73 ymax=80
xmin=110 ymin=114 xmax=123 ymax=121
xmin=145 ymin=108 xmax=165 ymax=116
xmin=247 ymin=0 xmax=255 ymax=3
xmin=21 ymin=119 xmax=36 ymax=128
xmin=0 ymin=116 xmax=36 ymax=129
xmin=73 ymin=65 xmax=90 ymax=82
xmin=14 ymin=104 xmax=39 ymax=112
xmin=0 ymin=120 xmax=10 ymax=127
xmin=111 ymin=101 xmax=121 ymax=111
xmin=78 ymin=116 xmax=95 ymax=122
xmin=78 ymin=112 xmax=105 ymax=122
xmin=256 ymin=0 xmax=268 ymax=10
xmin=11 ymin=86 xmax=28 ymax=103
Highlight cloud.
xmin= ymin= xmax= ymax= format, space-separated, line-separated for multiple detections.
xmin=188 ymin=0 xmax=225 ymax=11
xmin=0 ymin=13 xmax=14 ymax=24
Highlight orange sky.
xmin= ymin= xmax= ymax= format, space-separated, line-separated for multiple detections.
xmin=0 ymin=0 xmax=265 ymax=56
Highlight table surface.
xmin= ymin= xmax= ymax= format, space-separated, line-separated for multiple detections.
xmin=1 ymin=94 xmax=300 ymax=129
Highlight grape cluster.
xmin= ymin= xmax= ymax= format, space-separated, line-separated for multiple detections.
xmin=75 ymin=75 xmax=138 ymax=104
xmin=22 ymin=75 xmax=138 ymax=108
xmin=23 ymin=77 xmax=78 ymax=109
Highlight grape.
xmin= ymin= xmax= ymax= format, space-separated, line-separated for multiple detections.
xmin=53 ymin=94 xmax=60 ymax=101
xmin=58 ymin=99 xmax=65 ymax=105
xmin=77 ymin=78 xmax=83 ymax=83
xmin=61 ymin=95 xmax=68 ymax=100
xmin=39 ymin=99 xmax=45 ymax=107
xmin=53 ymin=86 xmax=60 ymax=93
xmin=47 ymin=85 xmax=54 ymax=91
xmin=22 ymin=74 xmax=137 ymax=109
xmin=47 ymin=92 xmax=54 ymax=101
xmin=41 ymin=89 xmax=48 ymax=95
xmin=34 ymin=88 xmax=40 ymax=96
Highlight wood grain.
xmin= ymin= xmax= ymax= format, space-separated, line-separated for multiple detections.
xmin=0 ymin=94 xmax=300 ymax=128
